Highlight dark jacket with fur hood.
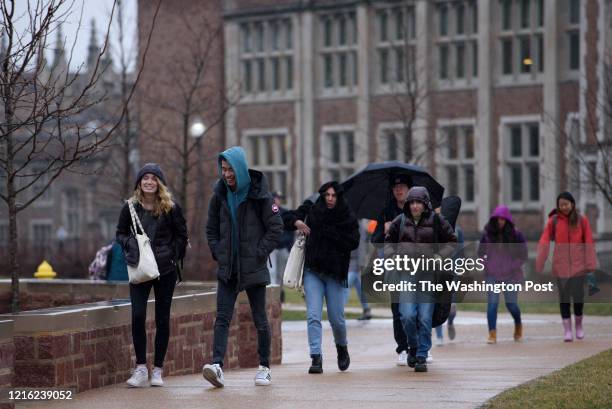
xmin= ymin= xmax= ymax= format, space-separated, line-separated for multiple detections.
xmin=283 ymin=182 xmax=360 ymax=284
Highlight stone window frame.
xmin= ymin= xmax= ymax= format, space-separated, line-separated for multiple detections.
xmin=30 ymin=219 xmax=53 ymax=250
xmin=373 ymin=2 xmax=418 ymax=93
xmin=30 ymin=167 xmax=54 ymax=207
xmin=564 ymin=0 xmax=582 ymax=75
xmin=320 ymin=125 xmax=357 ymax=183
xmin=435 ymin=0 xmax=479 ymax=89
xmin=497 ymin=0 xmax=545 ymax=86
xmin=317 ymin=10 xmax=359 ymax=97
xmin=435 ymin=118 xmax=478 ymax=211
xmin=243 ymin=128 xmax=292 ymax=205
xmin=63 ymin=187 xmax=80 ymax=238
xmin=239 ymin=17 xmax=295 ymax=99
xmin=498 ymin=115 xmax=542 ymax=211
xmin=376 ymin=122 xmax=414 ymax=163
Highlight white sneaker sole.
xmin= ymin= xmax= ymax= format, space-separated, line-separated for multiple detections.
xmin=255 ymin=378 xmax=271 ymax=386
xmin=202 ymin=367 xmax=224 ymax=388
xmin=126 ymin=379 xmax=149 ymax=388
xmin=396 ymin=361 xmax=408 ymax=366
xmin=150 ymin=379 xmax=164 ymax=387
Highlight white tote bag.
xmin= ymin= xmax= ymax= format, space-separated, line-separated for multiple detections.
xmin=127 ymin=200 xmax=160 ymax=284
xmin=283 ymin=232 xmax=306 ymax=289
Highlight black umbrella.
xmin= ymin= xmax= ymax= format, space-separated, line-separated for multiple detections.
xmin=341 ymin=161 xmax=444 ymax=220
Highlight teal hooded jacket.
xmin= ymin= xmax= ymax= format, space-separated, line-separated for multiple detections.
xmin=207 ymin=146 xmax=283 ymax=290
xmin=218 ymin=146 xmax=251 ymax=234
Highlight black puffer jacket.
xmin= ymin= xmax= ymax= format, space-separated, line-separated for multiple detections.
xmin=206 ymin=170 xmax=283 ymax=290
xmin=283 ymin=182 xmax=360 ymax=284
xmin=116 ymin=201 xmax=188 ymax=277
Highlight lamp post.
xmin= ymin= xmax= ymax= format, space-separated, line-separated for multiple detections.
xmin=189 ymin=118 xmax=206 ymax=247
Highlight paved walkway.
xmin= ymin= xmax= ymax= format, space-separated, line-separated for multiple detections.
xmin=22 ymin=312 xmax=612 ymax=409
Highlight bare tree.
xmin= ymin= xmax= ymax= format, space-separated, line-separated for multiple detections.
xmin=370 ymin=4 xmax=436 ymax=166
xmin=545 ymin=50 xmax=612 ymax=207
xmin=141 ymin=11 xmax=239 ymax=217
xmin=0 ymin=0 xmax=161 ymax=312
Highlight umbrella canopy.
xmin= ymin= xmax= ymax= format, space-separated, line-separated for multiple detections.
xmin=341 ymin=161 xmax=444 ymax=220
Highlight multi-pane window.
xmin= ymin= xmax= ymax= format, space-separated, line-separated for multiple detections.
xmin=240 ymin=18 xmax=294 ymax=95
xmin=499 ymin=0 xmax=545 ymax=79
xmin=567 ymin=0 xmax=581 ymax=71
xmin=247 ymin=134 xmax=289 ymax=198
xmin=31 ymin=222 xmax=52 ymax=249
xmin=323 ymin=130 xmax=355 ymax=181
xmin=436 ymin=1 xmax=479 ymax=84
xmin=319 ymin=12 xmax=358 ymax=92
xmin=504 ymin=122 xmax=540 ymax=205
xmin=379 ymin=127 xmax=413 ymax=162
xmin=439 ymin=125 xmax=476 ymax=203
xmin=375 ymin=4 xmax=417 ymax=87
xmin=63 ymin=188 xmax=80 ymax=238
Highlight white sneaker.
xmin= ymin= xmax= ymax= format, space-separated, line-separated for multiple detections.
xmin=436 ymin=337 xmax=444 ymax=347
xmin=150 ymin=367 xmax=164 ymax=387
xmin=426 ymin=351 xmax=434 ymax=364
xmin=126 ymin=366 xmax=149 ymax=387
xmin=202 ymin=363 xmax=225 ymax=388
xmin=397 ymin=350 xmax=408 ymax=366
xmin=254 ymin=365 xmax=272 ymax=386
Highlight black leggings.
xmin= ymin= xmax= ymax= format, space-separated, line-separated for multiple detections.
xmin=130 ymin=272 xmax=177 ymax=368
xmin=557 ymin=276 xmax=585 ymax=319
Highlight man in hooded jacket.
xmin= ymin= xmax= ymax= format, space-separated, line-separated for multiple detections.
xmin=203 ymin=146 xmax=283 ymax=388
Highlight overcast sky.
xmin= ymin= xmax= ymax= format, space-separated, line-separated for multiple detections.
xmin=12 ymin=0 xmax=138 ymax=72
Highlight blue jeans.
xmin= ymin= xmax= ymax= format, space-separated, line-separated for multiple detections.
xmin=399 ymin=302 xmax=434 ymax=358
xmin=486 ymin=276 xmax=521 ymax=331
xmin=304 ymin=269 xmax=347 ymax=355
xmin=434 ymin=325 xmax=443 ymax=340
xmin=344 ymin=270 xmax=369 ymax=309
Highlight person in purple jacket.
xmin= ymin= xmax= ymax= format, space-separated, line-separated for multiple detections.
xmin=478 ymin=205 xmax=528 ymax=344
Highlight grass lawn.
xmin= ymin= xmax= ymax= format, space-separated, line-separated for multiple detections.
xmin=481 ymin=348 xmax=612 ymax=409
xmin=458 ymin=303 xmax=612 ymax=316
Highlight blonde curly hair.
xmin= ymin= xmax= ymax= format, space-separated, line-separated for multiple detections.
xmin=131 ymin=176 xmax=174 ymax=217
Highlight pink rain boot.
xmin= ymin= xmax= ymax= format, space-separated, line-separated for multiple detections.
xmin=575 ymin=315 xmax=584 ymax=339
xmin=562 ymin=318 xmax=573 ymax=342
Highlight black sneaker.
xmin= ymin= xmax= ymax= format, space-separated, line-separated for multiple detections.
xmin=336 ymin=344 xmax=350 ymax=371
xmin=308 ymin=354 xmax=323 ymax=374
xmin=357 ymin=308 xmax=372 ymax=321
xmin=407 ymin=348 xmax=417 ymax=368
xmin=415 ymin=356 xmax=427 ymax=372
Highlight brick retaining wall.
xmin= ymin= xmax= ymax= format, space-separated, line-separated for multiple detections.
xmin=2 ymin=286 xmax=282 ymax=393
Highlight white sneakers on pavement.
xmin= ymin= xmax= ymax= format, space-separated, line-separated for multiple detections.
xmin=126 ymin=365 xmax=149 ymax=388
xmin=202 ymin=363 xmax=225 ymax=388
xmin=150 ymin=367 xmax=164 ymax=387
xmin=396 ymin=350 xmax=408 ymax=366
xmin=254 ymin=365 xmax=272 ymax=386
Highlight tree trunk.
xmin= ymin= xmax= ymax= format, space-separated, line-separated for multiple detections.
xmin=5 ymin=126 xmax=20 ymax=312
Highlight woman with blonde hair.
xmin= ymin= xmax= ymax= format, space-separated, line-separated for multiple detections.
xmin=116 ymin=163 xmax=188 ymax=387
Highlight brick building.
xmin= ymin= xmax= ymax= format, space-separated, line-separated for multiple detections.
xmin=137 ymin=0 xmax=612 ymax=277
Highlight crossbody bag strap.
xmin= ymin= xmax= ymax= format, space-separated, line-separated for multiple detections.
xmin=128 ymin=200 xmax=149 ymax=239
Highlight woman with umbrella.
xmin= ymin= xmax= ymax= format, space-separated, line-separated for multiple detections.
xmin=282 ymin=181 xmax=360 ymax=374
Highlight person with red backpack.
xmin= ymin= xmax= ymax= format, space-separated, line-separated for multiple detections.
xmin=536 ymin=191 xmax=598 ymax=342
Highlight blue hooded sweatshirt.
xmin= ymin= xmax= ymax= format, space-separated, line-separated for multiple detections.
xmin=218 ymin=146 xmax=251 ymax=259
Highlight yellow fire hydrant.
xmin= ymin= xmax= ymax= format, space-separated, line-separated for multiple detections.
xmin=34 ymin=260 xmax=57 ymax=279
